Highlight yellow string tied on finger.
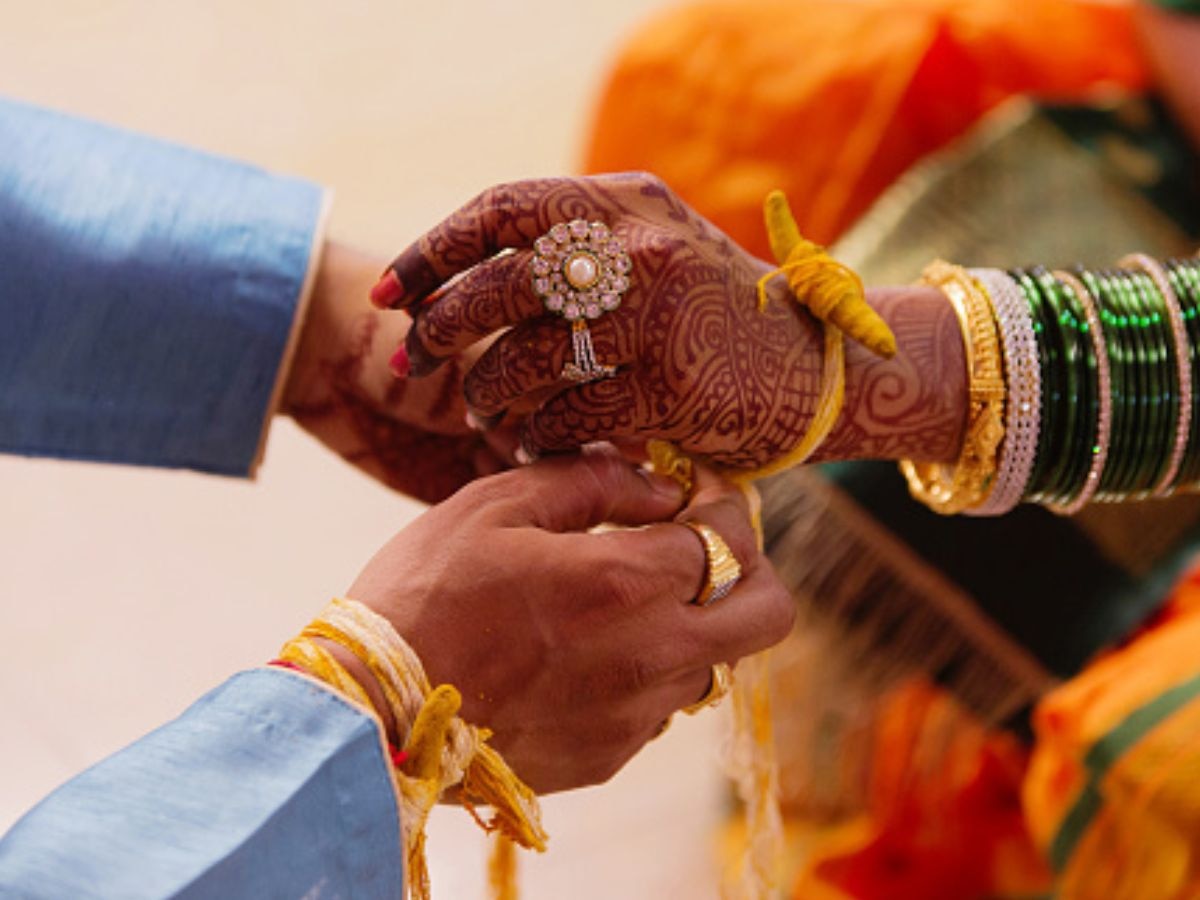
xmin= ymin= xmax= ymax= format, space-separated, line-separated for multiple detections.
xmin=278 ymin=597 xmax=546 ymax=900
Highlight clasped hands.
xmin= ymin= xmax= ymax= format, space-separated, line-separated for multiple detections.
xmin=280 ymin=172 xmax=958 ymax=792
xmin=347 ymin=445 xmax=793 ymax=793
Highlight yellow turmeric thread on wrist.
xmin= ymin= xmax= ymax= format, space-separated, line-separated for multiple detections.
xmin=739 ymin=189 xmax=890 ymax=481
xmin=758 ymin=190 xmax=895 ymax=359
xmin=278 ymin=597 xmax=546 ymax=900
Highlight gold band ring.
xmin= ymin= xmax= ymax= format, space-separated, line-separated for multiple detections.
xmin=683 ymin=521 xmax=742 ymax=606
xmin=682 ymin=662 xmax=733 ymax=715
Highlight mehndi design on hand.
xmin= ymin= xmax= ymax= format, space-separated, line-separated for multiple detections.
xmin=373 ymin=173 xmax=966 ymax=470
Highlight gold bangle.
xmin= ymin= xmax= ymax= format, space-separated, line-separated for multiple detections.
xmin=899 ymin=261 xmax=1006 ymax=514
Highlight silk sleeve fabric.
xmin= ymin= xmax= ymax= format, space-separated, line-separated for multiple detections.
xmin=0 ymin=94 xmax=326 ymax=476
xmin=0 ymin=99 xmax=403 ymax=896
xmin=0 ymin=669 xmax=404 ymax=898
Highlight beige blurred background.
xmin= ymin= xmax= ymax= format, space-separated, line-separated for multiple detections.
xmin=0 ymin=2 xmax=733 ymax=897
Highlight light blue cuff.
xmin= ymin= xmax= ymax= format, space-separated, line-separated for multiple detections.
xmin=0 ymin=96 xmax=326 ymax=475
xmin=0 ymin=669 xmax=403 ymax=899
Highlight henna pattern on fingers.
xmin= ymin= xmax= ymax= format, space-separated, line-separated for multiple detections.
xmin=463 ymin=316 xmax=630 ymax=418
xmin=415 ymin=251 xmax=539 ymax=360
xmin=387 ymin=179 xmax=607 ymax=309
xmin=392 ymin=173 xmax=970 ymax=470
xmin=488 ymin=182 xmax=827 ymax=467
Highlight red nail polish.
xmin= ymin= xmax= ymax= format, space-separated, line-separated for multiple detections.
xmin=389 ymin=345 xmax=411 ymax=378
xmin=370 ymin=270 xmax=404 ymax=308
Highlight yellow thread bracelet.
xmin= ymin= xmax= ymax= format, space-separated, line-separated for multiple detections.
xmin=278 ymin=597 xmax=547 ymax=900
xmin=651 ymin=190 xmax=884 ymax=485
xmin=758 ymin=190 xmax=896 ymax=359
xmin=734 ymin=320 xmax=845 ymax=484
xmin=734 ymin=190 xmax=870 ymax=482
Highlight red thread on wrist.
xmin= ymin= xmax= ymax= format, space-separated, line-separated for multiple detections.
xmin=268 ymin=658 xmax=308 ymax=674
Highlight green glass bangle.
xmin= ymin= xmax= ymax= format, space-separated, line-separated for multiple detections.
xmin=1134 ymin=269 xmax=1175 ymax=494
xmin=1168 ymin=260 xmax=1200 ymax=488
xmin=1184 ymin=260 xmax=1200 ymax=487
xmin=1115 ymin=270 xmax=1159 ymax=496
xmin=1057 ymin=267 xmax=1099 ymax=502
xmin=1022 ymin=267 xmax=1070 ymax=508
xmin=1177 ymin=261 xmax=1200 ymax=487
xmin=1033 ymin=266 xmax=1089 ymax=503
xmin=1014 ymin=257 xmax=1200 ymax=507
xmin=1164 ymin=264 xmax=1193 ymax=487
xmin=1103 ymin=270 xmax=1143 ymax=496
xmin=1052 ymin=268 xmax=1112 ymax=514
xmin=1115 ymin=270 xmax=1153 ymax=495
xmin=1055 ymin=271 xmax=1100 ymax=504
xmin=1131 ymin=269 xmax=1178 ymax=494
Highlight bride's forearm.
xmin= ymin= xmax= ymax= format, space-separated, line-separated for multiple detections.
xmin=813 ymin=285 xmax=967 ymax=465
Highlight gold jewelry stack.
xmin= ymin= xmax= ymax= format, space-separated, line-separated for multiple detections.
xmin=901 ymin=255 xmax=1200 ymax=516
xmin=899 ymin=262 xmax=1006 ymax=515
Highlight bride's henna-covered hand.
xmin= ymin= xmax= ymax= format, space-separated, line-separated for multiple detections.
xmin=373 ymin=173 xmax=967 ymax=468
xmin=282 ymin=241 xmax=512 ymax=503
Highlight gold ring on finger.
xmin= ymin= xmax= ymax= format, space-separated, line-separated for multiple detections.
xmin=682 ymin=662 xmax=733 ymax=715
xmin=683 ymin=521 xmax=742 ymax=606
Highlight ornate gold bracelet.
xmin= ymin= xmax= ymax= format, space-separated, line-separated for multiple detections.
xmin=899 ymin=261 xmax=1006 ymax=514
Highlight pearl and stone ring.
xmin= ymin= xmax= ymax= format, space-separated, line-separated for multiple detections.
xmin=531 ymin=219 xmax=632 ymax=382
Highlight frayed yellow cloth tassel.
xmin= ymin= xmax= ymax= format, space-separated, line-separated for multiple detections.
xmin=648 ymin=190 xmax=886 ymax=898
xmin=278 ymin=597 xmax=547 ymax=900
xmin=488 ymin=834 xmax=519 ymax=900
xmin=652 ymin=438 xmax=783 ymax=899
xmin=723 ymin=650 xmax=785 ymax=899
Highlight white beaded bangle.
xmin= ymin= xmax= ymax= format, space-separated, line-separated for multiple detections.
xmin=1049 ymin=270 xmax=1112 ymax=516
xmin=1119 ymin=254 xmax=1192 ymax=497
xmin=966 ymin=269 xmax=1042 ymax=516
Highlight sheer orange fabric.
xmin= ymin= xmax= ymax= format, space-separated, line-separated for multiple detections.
xmin=584 ymin=0 xmax=1148 ymax=258
xmin=791 ymin=680 xmax=1051 ymax=900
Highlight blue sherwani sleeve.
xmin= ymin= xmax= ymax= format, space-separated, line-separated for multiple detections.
xmin=0 ymin=95 xmax=326 ymax=475
xmin=0 ymin=670 xmax=404 ymax=898
xmin=0 ymin=100 xmax=404 ymax=897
